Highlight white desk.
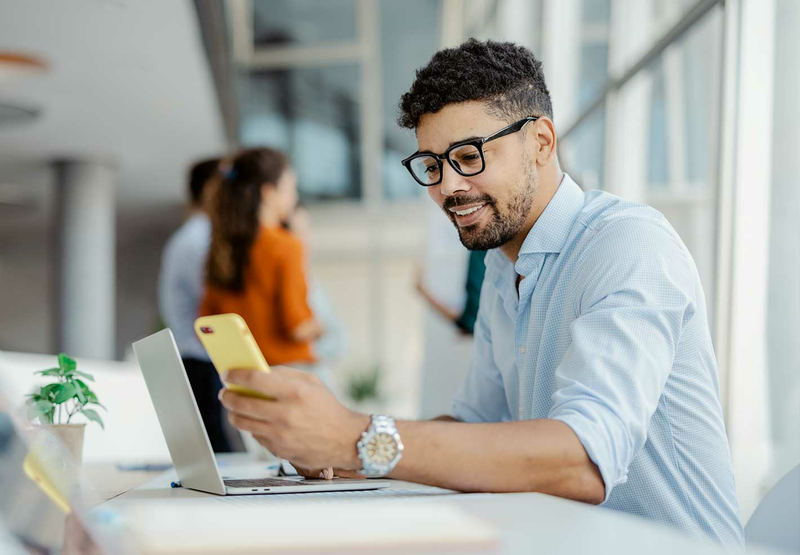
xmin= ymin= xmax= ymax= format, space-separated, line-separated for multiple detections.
xmin=98 ymin=465 xmax=775 ymax=555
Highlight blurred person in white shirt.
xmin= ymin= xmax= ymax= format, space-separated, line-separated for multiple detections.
xmin=158 ymin=157 xmax=239 ymax=452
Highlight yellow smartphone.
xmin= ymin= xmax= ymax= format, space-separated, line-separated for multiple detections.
xmin=194 ymin=313 xmax=271 ymax=398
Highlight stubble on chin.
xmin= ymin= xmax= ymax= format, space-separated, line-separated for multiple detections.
xmin=455 ymin=170 xmax=538 ymax=251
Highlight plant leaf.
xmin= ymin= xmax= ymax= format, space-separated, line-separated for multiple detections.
xmin=48 ymin=384 xmax=65 ymax=402
xmin=53 ymin=382 xmax=77 ymax=404
xmin=73 ymin=383 xmax=86 ymax=404
xmin=26 ymin=404 xmax=39 ymax=421
xmin=73 ymin=379 xmax=93 ymax=403
xmin=58 ymin=353 xmax=77 ymax=373
xmin=89 ymin=400 xmax=107 ymax=411
xmin=35 ymin=368 xmax=63 ymax=377
xmin=72 ymin=371 xmax=95 ymax=382
xmin=40 ymin=383 xmax=60 ymax=400
xmin=27 ymin=403 xmax=42 ymax=421
xmin=27 ymin=400 xmax=54 ymax=421
xmin=80 ymin=408 xmax=104 ymax=430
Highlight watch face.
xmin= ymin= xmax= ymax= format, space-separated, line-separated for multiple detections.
xmin=367 ymin=432 xmax=398 ymax=465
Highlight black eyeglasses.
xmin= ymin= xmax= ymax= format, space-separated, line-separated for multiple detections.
xmin=401 ymin=116 xmax=539 ymax=187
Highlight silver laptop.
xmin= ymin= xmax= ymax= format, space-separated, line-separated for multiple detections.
xmin=132 ymin=329 xmax=390 ymax=496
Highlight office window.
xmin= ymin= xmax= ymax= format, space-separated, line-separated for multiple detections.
xmin=558 ymin=0 xmax=611 ymax=191
xmin=764 ymin=0 xmax=800 ymax=503
xmin=644 ymin=6 xmax=722 ymax=326
xmin=239 ymin=65 xmax=362 ymax=201
xmin=252 ymin=0 xmax=357 ymax=46
xmin=380 ymin=0 xmax=441 ymax=200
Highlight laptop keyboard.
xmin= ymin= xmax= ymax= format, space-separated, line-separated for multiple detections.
xmin=224 ymin=478 xmax=326 ymax=488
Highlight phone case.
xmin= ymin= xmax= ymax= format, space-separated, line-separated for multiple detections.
xmin=194 ymin=313 xmax=271 ymax=398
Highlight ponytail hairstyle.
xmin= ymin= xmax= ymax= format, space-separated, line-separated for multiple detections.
xmin=206 ymin=147 xmax=289 ymax=291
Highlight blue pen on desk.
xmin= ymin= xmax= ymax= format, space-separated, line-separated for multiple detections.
xmin=116 ymin=462 xmax=173 ymax=472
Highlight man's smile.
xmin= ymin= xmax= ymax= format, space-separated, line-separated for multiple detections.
xmin=450 ymin=202 xmax=491 ymax=227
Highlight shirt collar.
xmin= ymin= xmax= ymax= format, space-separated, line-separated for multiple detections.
xmin=484 ymin=173 xmax=585 ymax=281
xmin=518 ymin=173 xmax=585 ymax=256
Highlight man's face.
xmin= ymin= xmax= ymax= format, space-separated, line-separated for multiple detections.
xmin=415 ymin=101 xmax=538 ymax=251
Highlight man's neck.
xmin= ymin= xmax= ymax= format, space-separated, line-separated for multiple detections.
xmin=499 ymin=168 xmax=564 ymax=265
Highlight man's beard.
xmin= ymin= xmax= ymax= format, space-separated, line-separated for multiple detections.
xmin=445 ymin=165 xmax=537 ymax=251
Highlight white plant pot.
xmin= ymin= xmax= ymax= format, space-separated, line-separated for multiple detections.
xmin=29 ymin=423 xmax=86 ymax=500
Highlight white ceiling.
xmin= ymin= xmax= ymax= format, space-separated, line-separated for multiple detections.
xmin=0 ymin=0 xmax=226 ymax=223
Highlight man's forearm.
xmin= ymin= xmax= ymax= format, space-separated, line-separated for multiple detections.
xmin=341 ymin=417 xmax=604 ymax=504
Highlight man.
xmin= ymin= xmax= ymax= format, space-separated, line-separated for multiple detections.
xmin=219 ymin=40 xmax=744 ymax=546
xmin=159 ymin=157 xmax=236 ymax=452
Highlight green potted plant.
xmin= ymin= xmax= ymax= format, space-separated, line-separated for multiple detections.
xmin=346 ymin=365 xmax=385 ymax=414
xmin=25 ymin=353 xmax=105 ymax=466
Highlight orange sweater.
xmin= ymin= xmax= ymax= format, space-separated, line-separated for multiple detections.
xmin=200 ymin=227 xmax=315 ymax=365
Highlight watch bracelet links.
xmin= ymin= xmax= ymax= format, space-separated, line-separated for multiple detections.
xmin=357 ymin=414 xmax=401 ymax=477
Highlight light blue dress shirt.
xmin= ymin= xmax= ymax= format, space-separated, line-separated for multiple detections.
xmin=158 ymin=214 xmax=211 ymax=361
xmin=452 ymin=174 xmax=744 ymax=547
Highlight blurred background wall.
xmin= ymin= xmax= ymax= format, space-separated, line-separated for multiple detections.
xmin=0 ymin=0 xmax=797 ymax=522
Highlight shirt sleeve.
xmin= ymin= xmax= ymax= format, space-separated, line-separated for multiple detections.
xmin=548 ymin=217 xmax=697 ymax=503
xmin=451 ymin=285 xmax=512 ymax=423
xmin=159 ymin=239 xmax=202 ymax=326
xmin=277 ymin=239 xmax=314 ymax=335
xmin=157 ymin=242 xmax=178 ymax=325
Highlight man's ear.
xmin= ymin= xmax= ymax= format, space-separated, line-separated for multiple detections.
xmin=532 ymin=117 xmax=557 ymax=166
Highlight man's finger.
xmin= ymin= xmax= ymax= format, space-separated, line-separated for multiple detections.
xmin=292 ymin=465 xmax=334 ymax=480
xmin=218 ymin=389 xmax=282 ymax=422
xmin=333 ymin=468 xmax=363 ymax=479
xmin=228 ymin=412 xmax=276 ymax=438
xmin=223 ymin=367 xmax=304 ymax=399
xmin=270 ymin=365 xmax=319 ymax=383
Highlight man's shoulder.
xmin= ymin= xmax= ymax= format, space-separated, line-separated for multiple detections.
xmin=568 ymin=191 xmax=697 ymax=302
xmin=580 ymin=190 xmax=669 ymax=232
xmin=573 ymin=190 xmax=682 ymax=255
xmin=168 ymin=216 xmax=210 ymax=244
xmin=163 ymin=217 xmax=211 ymax=265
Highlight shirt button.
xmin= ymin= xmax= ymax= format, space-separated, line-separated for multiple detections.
xmin=519 ymin=346 xmax=527 ymax=354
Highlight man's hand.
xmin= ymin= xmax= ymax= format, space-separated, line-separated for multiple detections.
xmin=219 ymin=366 xmax=370 ymax=471
xmin=293 ymin=465 xmax=335 ymax=480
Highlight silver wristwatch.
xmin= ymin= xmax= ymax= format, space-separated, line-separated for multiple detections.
xmin=356 ymin=415 xmax=404 ymax=477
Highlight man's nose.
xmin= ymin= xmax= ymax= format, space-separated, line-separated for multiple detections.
xmin=439 ymin=162 xmax=471 ymax=197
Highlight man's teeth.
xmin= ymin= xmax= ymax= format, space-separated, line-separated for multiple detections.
xmin=455 ymin=204 xmax=484 ymax=216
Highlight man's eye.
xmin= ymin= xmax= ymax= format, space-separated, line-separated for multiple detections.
xmin=424 ymin=164 xmax=439 ymax=174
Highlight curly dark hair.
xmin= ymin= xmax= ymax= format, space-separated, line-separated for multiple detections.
xmin=398 ymin=39 xmax=553 ymax=130
xmin=206 ymin=147 xmax=289 ymax=291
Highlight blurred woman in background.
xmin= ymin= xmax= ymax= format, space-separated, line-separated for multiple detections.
xmin=200 ymin=147 xmax=322 ymax=367
xmin=283 ymin=203 xmax=347 ymax=387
